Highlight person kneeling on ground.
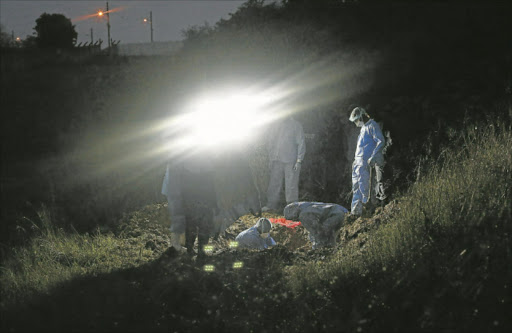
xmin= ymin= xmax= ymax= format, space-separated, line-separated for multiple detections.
xmin=235 ymin=218 xmax=276 ymax=250
xmin=284 ymin=201 xmax=349 ymax=249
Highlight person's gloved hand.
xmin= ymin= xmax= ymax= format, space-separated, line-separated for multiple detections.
xmin=293 ymin=160 xmax=302 ymax=171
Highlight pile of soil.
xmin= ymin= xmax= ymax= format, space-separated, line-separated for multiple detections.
xmin=210 ymin=213 xmax=313 ymax=254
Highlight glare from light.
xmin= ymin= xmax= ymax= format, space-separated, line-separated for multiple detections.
xmin=203 ymin=245 xmax=214 ymax=253
xmin=233 ymin=261 xmax=244 ymax=269
xmin=229 ymin=241 xmax=239 ymax=248
xmin=174 ymin=93 xmax=277 ymax=150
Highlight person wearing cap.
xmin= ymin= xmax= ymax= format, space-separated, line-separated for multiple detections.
xmin=348 ymin=106 xmax=386 ymax=216
xmin=262 ymin=115 xmax=306 ymax=213
xmin=235 ymin=218 xmax=277 ymax=250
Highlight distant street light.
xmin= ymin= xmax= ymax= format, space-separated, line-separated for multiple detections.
xmin=74 ymin=3 xmax=124 ymax=47
xmin=142 ymin=11 xmax=153 ymax=43
xmin=95 ymin=3 xmax=110 ymax=48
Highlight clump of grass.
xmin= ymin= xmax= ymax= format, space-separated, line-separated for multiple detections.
xmin=370 ymin=122 xmax=511 ymax=265
xmin=0 ymin=206 xmax=158 ymax=307
xmin=288 ymin=121 xmax=512 ymax=290
xmin=281 ymin=121 xmax=512 ymax=332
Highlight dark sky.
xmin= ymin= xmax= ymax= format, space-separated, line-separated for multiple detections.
xmin=0 ymin=0 xmax=246 ymax=44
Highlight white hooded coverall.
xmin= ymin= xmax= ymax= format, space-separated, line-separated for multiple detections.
xmin=266 ymin=117 xmax=306 ymax=210
xmin=351 ymin=119 xmax=385 ymax=215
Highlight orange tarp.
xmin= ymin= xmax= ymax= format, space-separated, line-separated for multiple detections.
xmin=269 ymin=218 xmax=301 ymax=229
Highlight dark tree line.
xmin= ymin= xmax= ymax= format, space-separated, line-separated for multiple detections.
xmin=1 ymin=13 xmax=77 ymax=49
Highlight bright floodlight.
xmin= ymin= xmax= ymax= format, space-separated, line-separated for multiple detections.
xmin=175 ymin=93 xmax=276 ymax=150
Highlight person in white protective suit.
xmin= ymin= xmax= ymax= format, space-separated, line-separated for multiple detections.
xmin=262 ymin=115 xmax=306 ymax=212
xmin=349 ymin=107 xmax=386 ymax=216
xmin=162 ymin=154 xmax=218 ymax=256
xmin=284 ymin=201 xmax=349 ymax=249
xmin=235 ymin=218 xmax=276 ymax=250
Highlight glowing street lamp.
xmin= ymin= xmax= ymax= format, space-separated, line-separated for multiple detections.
xmin=94 ymin=3 xmax=110 ymax=48
xmin=142 ymin=11 xmax=153 ymax=43
xmin=73 ymin=2 xmax=124 ymax=48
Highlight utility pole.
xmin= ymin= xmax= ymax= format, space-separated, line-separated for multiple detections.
xmin=106 ymin=1 xmax=111 ymax=48
xmin=150 ymin=11 xmax=153 ymax=43
xmin=90 ymin=28 xmax=94 ymax=44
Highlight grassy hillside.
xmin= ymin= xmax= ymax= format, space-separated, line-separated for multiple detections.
xmin=1 ymin=121 xmax=510 ymax=332
xmin=1 ymin=1 xmax=511 ymax=331
xmin=3 ymin=1 xmax=511 ymax=245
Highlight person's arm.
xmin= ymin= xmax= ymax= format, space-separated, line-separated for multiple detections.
xmin=369 ymin=121 xmax=385 ymax=165
xmin=165 ymin=163 xmax=185 ymax=219
xmin=295 ymin=122 xmax=306 ymax=163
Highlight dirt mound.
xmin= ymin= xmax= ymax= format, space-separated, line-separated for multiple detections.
xmin=115 ymin=204 xmax=313 ymax=255
xmin=211 ymin=212 xmax=312 ymax=253
xmin=113 ymin=201 xmax=403 ymax=257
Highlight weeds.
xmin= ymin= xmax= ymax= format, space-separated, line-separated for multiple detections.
xmin=0 ymin=205 xmax=160 ymax=308
xmin=1 ymin=121 xmax=511 ymax=332
xmin=286 ymin=120 xmax=511 ymax=305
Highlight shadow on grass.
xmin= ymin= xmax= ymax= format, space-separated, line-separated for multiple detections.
xmin=2 ymin=246 xmax=300 ymax=333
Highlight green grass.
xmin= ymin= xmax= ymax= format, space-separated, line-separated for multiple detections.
xmin=289 ymin=121 xmax=511 ymax=282
xmin=0 ymin=206 xmax=160 ymax=307
xmin=284 ymin=122 xmax=511 ymax=331
xmin=1 ymin=121 xmax=511 ymax=332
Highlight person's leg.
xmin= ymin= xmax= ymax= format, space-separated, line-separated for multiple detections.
xmin=168 ymin=196 xmax=186 ymax=234
xmin=284 ymin=162 xmax=300 ymax=204
xmin=374 ymin=163 xmax=386 ymax=201
xmin=184 ymin=217 xmax=196 ymax=254
xmin=168 ymin=196 xmax=186 ymax=251
xmin=351 ymin=163 xmax=370 ymax=215
xmin=265 ymin=161 xmax=285 ymax=210
xmin=196 ymin=205 xmax=213 ymax=257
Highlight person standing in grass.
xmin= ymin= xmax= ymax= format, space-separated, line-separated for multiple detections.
xmin=349 ymin=106 xmax=386 ymax=216
xmin=162 ymin=154 xmax=218 ymax=256
xmin=262 ymin=114 xmax=306 ymax=213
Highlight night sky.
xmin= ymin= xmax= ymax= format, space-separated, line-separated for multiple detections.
xmin=0 ymin=0 xmax=245 ymax=44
